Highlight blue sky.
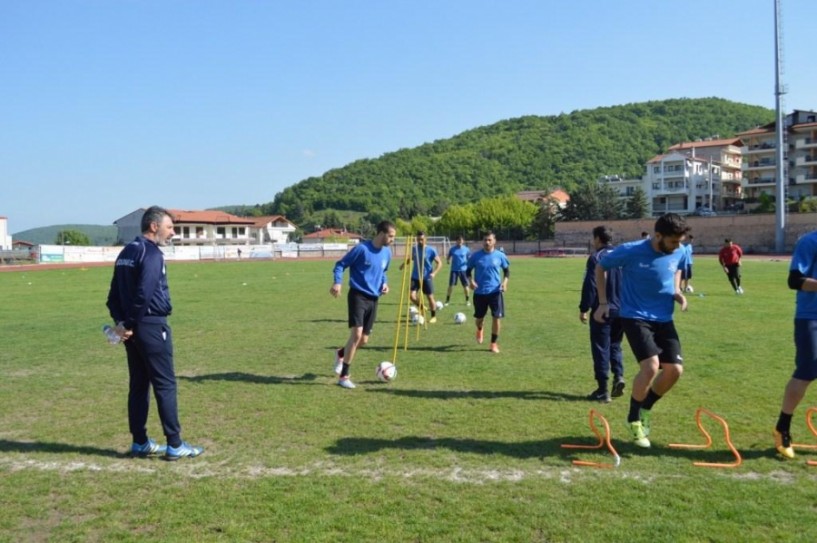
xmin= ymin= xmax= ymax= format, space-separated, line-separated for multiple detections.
xmin=2 ymin=0 xmax=815 ymax=233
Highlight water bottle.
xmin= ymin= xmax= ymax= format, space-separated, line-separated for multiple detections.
xmin=102 ymin=324 xmax=121 ymax=344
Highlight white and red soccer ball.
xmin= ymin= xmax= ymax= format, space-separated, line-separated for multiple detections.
xmin=376 ymin=361 xmax=397 ymax=382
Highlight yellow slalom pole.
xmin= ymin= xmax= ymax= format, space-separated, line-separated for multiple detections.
xmin=398 ymin=235 xmax=414 ymax=354
xmin=391 ymin=236 xmax=411 ymax=364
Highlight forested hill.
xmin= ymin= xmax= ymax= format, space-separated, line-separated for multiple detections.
xmin=267 ymin=97 xmax=774 ymax=223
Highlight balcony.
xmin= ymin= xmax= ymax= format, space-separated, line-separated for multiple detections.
xmin=795 ymin=138 xmax=817 ymax=150
xmin=796 ymin=173 xmax=817 ymax=184
xmin=795 ymin=155 xmax=817 ymax=167
xmin=743 ymin=177 xmax=776 ymax=186
xmin=744 ymin=160 xmax=777 ymax=171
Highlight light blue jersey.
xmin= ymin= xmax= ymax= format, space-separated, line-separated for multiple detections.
xmin=333 ymin=240 xmax=391 ymax=298
xmin=448 ymin=245 xmax=470 ymax=272
xmin=790 ymin=231 xmax=817 ymax=320
xmin=467 ymin=249 xmax=510 ymax=295
xmin=411 ymin=245 xmax=438 ymax=280
xmin=683 ymin=242 xmax=694 ymax=265
xmin=599 ymin=238 xmax=687 ymax=322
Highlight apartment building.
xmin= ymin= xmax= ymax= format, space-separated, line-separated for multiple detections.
xmin=738 ymin=109 xmax=817 ymax=201
xmin=644 ymin=151 xmax=723 ymax=216
xmin=666 ymin=137 xmax=744 ymax=210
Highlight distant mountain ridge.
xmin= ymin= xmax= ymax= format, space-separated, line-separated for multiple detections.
xmin=13 ymin=225 xmax=118 ymax=246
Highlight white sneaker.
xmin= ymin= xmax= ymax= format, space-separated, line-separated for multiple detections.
xmin=333 ymin=348 xmax=344 ymax=375
xmin=737 ymin=286 xmax=744 ymax=294
xmin=466 ymin=301 xmax=471 ymax=307
xmin=337 ymin=377 xmax=356 ymax=389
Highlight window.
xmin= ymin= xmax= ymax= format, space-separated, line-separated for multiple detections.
xmin=217 ymin=227 xmax=226 ymax=239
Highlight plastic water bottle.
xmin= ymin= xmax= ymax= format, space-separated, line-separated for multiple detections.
xmin=102 ymin=324 xmax=121 ymax=344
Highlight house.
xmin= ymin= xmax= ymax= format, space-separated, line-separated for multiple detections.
xmin=645 ymin=152 xmax=723 ymax=216
xmin=114 ymin=208 xmax=257 ymax=246
xmin=248 ymin=215 xmax=297 ymax=244
xmin=516 ymin=189 xmax=570 ymax=209
xmin=302 ymin=228 xmax=363 ymax=244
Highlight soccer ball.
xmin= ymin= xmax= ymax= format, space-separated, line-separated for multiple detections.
xmin=415 ymin=314 xmax=425 ymax=326
xmin=409 ymin=305 xmax=419 ymax=315
xmin=376 ymin=361 xmax=397 ymax=382
xmin=435 ymin=300 xmax=444 ymax=310
xmin=454 ymin=312 xmax=466 ymax=324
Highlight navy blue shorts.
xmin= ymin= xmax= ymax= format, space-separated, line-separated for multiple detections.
xmin=621 ymin=318 xmax=683 ymax=365
xmin=793 ymin=319 xmax=817 ymax=381
xmin=449 ymin=270 xmax=468 ymax=287
xmin=681 ymin=265 xmax=693 ymax=280
xmin=410 ymin=278 xmax=435 ymax=295
xmin=474 ymin=291 xmax=504 ymax=319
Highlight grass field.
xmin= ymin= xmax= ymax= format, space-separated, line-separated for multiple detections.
xmin=1 ymin=255 xmax=816 ymax=542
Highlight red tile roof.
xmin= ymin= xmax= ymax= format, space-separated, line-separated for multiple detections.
xmin=304 ymin=228 xmax=362 ymax=239
xmin=167 ymin=209 xmax=255 ymax=225
xmin=247 ymin=215 xmax=295 ymax=228
xmin=668 ymin=137 xmax=743 ymax=150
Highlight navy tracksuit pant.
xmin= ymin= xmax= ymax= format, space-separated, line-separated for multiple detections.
xmin=589 ymin=315 xmax=624 ymax=388
xmin=124 ymin=320 xmax=182 ymax=446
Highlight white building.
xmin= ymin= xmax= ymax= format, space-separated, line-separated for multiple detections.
xmin=0 ymin=216 xmax=11 ymax=250
xmin=644 ymin=152 xmax=722 ymax=216
xmin=113 ymin=209 xmax=293 ymax=246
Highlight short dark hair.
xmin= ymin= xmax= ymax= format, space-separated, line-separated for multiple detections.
xmin=141 ymin=206 xmax=171 ymax=233
xmin=724 ymin=238 xmax=732 ymax=243
xmin=416 ymin=231 xmax=426 ymax=237
xmin=654 ymin=213 xmax=690 ymax=238
xmin=483 ymin=230 xmax=496 ymax=239
xmin=376 ymin=220 xmax=396 ymax=235
xmin=592 ymin=225 xmax=612 ymax=245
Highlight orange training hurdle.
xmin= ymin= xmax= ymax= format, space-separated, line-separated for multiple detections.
xmin=561 ymin=409 xmax=620 ymax=468
xmin=668 ymin=407 xmax=742 ymax=468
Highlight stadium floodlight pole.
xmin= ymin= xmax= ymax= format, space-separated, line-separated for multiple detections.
xmin=774 ymin=0 xmax=786 ymax=253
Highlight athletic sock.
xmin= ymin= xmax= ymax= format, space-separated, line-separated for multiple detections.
xmin=340 ymin=363 xmax=350 ymax=378
xmin=641 ymin=388 xmax=662 ymax=410
xmin=628 ymin=397 xmax=643 ymax=423
xmin=491 ymin=334 xmax=498 ymax=343
xmin=776 ymin=412 xmax=793 ymax=434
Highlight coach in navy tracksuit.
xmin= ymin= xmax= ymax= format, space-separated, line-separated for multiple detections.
xmin=106 ymin=206 xmax=203 ymax=460
xmin=579 ymin=225 xmax=625 ymax=403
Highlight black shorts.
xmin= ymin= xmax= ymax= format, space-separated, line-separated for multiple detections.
xmin=621 ymin=318 xmax=682 ymax=364
xmin=348 ymin=289 xmax=379 ymax=335
xmin=474 ymin=291 xmax=504 ymax=319
xmin=681 ymin=265 xmax=693 ymax=280
xmin=449 ymin=270 xmax=468 ymax=287
xmin=411 ymin=278 xmax=434 ymax=295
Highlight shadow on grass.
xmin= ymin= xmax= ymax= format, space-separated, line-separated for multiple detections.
xmin=326 ymin=435 xmax=780 ymax=463
xmin=0 ymin=439 xmax=123 ymax=458
xmin=179 ymin=372 xmax=320 ymax=385
xmin=365 ymin=388 xmax=587 ymax=401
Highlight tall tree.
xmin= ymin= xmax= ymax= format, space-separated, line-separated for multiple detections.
xmin=625 ymin=186 xmax=651 ymax=219
xmin=55 ymin=229 xmax=91 ymax=246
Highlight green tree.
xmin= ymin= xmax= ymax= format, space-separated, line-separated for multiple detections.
xmin=472 ymin=195 xmax=537 ymax=239
xmin=625 ymin=186 xmax=651 ymax=219
xmin=531 ymin=198 xmax=561 ymax=239
xmin=55 ymin=229 xmax=91 ymax=246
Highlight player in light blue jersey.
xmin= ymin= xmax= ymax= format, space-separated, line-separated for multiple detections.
xmin=330 ymin=220 xmax=396 ymax=389
xmin=445 ymin=235 xmax=471 ymax=306
xmin=466 ymin=231 xmax=510 ymax=353
xmin=774 ymin=230 xmax=817 ymax=458
xmin=595 ymin=213 xmax=690 ymax=448
xmin=400 ymin=231 xmax=443 ymax=323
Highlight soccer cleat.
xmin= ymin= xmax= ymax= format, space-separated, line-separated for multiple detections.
xmin=639 ymin=408 xmax=652 ymax=437
xmin=164 ymin=441 xmax=204 ymax=461
xmin=466 ymin=301 xmax=471 ymax=307
xmin=476 ymin=329 xmax=484 ymax=344
xmin=444 ymin=302 xmax=450 ymax=307
xmin=611 ymin=379 xmax=626 ymax=398
xmin=429 ymin=316 xmax=437 ymax=324
xmin=337 ymin=377 xmax=356 ymax=389
xmin=334 ymin=348 xmax=344 ymax=375
xmin=773 ymin=429 xmax=795 ymax=459
xmin=587 ymin=388 xmax=611 ymax=403
xmin=737 ymin=286 xmax=744 ymax=294
xmin=130 ymin=439 xmax=167 ymax=457
xmin=489 ymin=342 xmax=500 ymax=354
xmin=628 ymin=421 xmax=651 ymax=448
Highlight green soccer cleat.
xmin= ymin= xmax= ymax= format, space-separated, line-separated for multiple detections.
xmin=628 ymin=420 xmax=651 ymax=448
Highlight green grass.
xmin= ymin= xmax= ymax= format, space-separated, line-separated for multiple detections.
xmin=1 ymin=256 xmax=815 ymax=542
